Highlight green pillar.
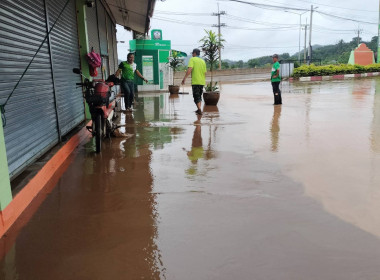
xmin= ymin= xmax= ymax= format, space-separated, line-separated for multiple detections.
xmin=76 ymin=0 xmax=91 ymax=120
xmin=0 ymin=120 xmax=12 ymax=211
xmin=378 ymin=23 xmax=380 ymax=63
xmin=378 ymin=0 xmax=380 ymax=63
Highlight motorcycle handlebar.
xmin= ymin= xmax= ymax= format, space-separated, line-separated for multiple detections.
xmin=76 ymin=83 xmax=84 ymax=86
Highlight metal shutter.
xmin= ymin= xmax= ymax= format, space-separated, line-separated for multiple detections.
xmin=47 ymin=0 xmax=83 ymax=136
xmin=0 ymin=0 xmax=59 ymax=178
xmin=97 ymin=2 xmax=108 ymax=56
xmin=86 ymin=2 xmax=102 ymax=79
xmin=107 ymin=16 xmax=115 ymax=74
xmin=111 ymin=23 xmax=120 ymax=94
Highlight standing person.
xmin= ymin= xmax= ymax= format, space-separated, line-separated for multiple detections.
xmin=271 ymin=54 xmax=282 ymax=105
xmin=181 ymin=48 xmax=207 ymax=115
xmin=116 ymin=53 xmax=148 ymax=112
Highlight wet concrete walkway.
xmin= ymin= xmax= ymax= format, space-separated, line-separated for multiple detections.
xmin=2 ymin=78 xmax=380 ymax=279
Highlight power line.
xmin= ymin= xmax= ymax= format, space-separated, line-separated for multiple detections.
xmin=153 ymin=16 xmax=212 ymax=27
xmin=154 ymin=10 xmax=211 ymax=16
xmin=225 ymin=14 xmax=299 ymax=27
xmin=220 ymin=0 xmax=309 ymax=12
xmin=154 ymin=16 xmax=297 ymax=31
xmin=225 ymin=25 xmax=297 ymax=31
xmin=316 ymin=11 xmax=377 ymax=25
xmin=290 ymin=0 xmax=377 ymax=13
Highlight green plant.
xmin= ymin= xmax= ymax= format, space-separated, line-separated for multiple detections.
xmin=167 ymin=50 xmax=183 ymax=86
xmin=199 ymin=30 xmax=224 ymax=91
xmin=292 ymin=63 xmax=380 ymax=78
xmin=205 ymin=82 xmax=219 ymax=91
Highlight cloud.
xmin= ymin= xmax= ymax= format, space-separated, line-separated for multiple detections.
xmin=117 ymin=0 xmax=379 ymax=61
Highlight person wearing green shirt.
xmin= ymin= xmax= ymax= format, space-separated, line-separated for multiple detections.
xmin=271 ymin=54 xmax=282 ymax=105
xmin=181 ymin=48 xmax=207 ymax=115
xmin=115 ymin=53 xmax=148 ymax=112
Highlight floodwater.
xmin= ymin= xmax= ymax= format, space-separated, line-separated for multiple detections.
xmin=2 ymin=78 xmax=380 ymax=279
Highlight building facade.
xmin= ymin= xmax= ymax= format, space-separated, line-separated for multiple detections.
xmin=0 ymin=0 xmax=155 ymax=229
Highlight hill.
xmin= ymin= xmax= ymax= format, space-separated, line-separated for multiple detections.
xmin=222 ymin=36 xmax=378 ymax=68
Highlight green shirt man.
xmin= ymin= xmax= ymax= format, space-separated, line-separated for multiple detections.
xmin=271 ymin=54 xmax=282 ymax=105
xmin=271 ymin=61 xmax=281 ymax=82
xmin=182 ymin=48 xmax=207 ymax=115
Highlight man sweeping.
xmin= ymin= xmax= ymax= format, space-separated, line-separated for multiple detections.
xmin=181 ymin=48 xmax=207 ymax=115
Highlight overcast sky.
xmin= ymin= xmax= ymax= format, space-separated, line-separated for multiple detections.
xmin=117 ymin=0 xmax=379 ymax=61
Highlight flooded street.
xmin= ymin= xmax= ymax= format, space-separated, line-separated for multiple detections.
xmin=2 ymin=78 xmax=380 ymax=279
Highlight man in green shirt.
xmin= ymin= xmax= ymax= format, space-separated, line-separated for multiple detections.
xmin=181 ymin=48 xmax=207 ymax=115
xmin=116 ymin=53 xmax=148 ymax=112
xmin=271 ymin=54 xmax=282 ymax=105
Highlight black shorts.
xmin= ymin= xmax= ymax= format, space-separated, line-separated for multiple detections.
xmin=271 ymin=81 xmax=281 ymax=94
xmin=192 ymin=85 xmax=204 ymax=104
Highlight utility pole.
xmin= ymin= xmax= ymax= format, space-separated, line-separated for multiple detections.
xmin=303 ymin=18 xmax=308 ymax=63
xmin=212 ymin=4 xmax=226 ymax=70
xmin=308 ymin=5 xmax=317 ymax=64
xmin=356 ymin=28 xmax=363 ymax=46
xmin=298 ymin=14 xmax=301 ymax=61
xmin=303 ymin=19 xmax=309 ymax=62
xmin=298 ymin=11 xmax=308 ymax=62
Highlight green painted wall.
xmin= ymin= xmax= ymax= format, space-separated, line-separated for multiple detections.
xmin=0 ymin=120 xmax=12 ymax=211
xmin=134 ymin=50 xmax=159 ymax=85
xmin=348 ymin=50 xmax=355 ymax=65
xmin=76 ymin=0 xmax=91 ymax=120
xmin=159 ymin=50 xmax=170 ymax=63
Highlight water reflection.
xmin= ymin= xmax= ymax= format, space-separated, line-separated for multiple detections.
xmin=0 ymin=93 xmax=188 ymax=279
xmin=371 ymin=79 xmax=380 ymax=153
xmin=203 ymin=106 xmax=219 ymax=160
xmin=186 ymin=115 xmax=204 ymax=175
xmin=270 ymin=105 xmax=281 ymax=152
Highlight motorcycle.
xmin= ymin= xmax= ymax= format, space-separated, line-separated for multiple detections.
xmin=73 ymin=68 xmax=120 ymax=153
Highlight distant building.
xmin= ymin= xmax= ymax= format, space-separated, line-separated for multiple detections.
xmin=348 ymin=43 xmax=375 ymax=65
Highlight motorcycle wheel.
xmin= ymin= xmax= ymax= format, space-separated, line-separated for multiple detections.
xmin=95 ymin=114 xmax=102 ymax=153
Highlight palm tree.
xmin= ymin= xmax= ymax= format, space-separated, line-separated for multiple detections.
xmin=167 ymin=50 xmax=183 ymax=86
xmin=199 ymin=30 xmax=224 ymax=91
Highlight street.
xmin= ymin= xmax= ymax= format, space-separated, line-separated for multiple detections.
xmin=1 ymin=77 xmax=380 ymax=279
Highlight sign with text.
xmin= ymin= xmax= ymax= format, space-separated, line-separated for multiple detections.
xmin=142 ymin=56 xmax=154 ymax=83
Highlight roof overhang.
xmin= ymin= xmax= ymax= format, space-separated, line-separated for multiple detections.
xmin=104 ymin=0 xmax=156 ymax=34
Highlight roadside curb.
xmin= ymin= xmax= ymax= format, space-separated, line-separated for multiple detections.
xmin=0 ymin=122 xmax=91 ymax=239
xmin=290 ymin=72 xmax=380 ymax=82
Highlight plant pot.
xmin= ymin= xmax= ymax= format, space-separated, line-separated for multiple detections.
xmin=169 ymin=93 xmax=179 ymax=99
xmin=203 ymin=105 xmax=219 ymax=113
xmin=203 ymin=91 xmax=220 ymax=106
xmin=168 ymin=85 xmax=180 ymax=95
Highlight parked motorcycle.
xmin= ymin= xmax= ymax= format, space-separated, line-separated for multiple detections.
xmin=73 ymin=68 xmax=120 ymax=153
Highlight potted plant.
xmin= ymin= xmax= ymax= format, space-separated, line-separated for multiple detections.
xmin=167 ymin=50 xmax=183 ymax=95
xmin=200 ymin=30 xmax=224 ymax=105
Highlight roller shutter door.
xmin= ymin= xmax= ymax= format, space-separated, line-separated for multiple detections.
xmin=47 ymin=0 xmax=83 ymax=135
xmin=107 ymin=16 xmax=116 ymax=74
xmin=0 ymin=0 xmax=59 ymax=178
xmin=111 ymin=23 xmax=120 ymax=94
xmin=86 ymin=2 xmax=102 ymax=80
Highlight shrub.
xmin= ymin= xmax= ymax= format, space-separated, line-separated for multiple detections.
xmin=292 ymin=63 xmax=380 ymax=78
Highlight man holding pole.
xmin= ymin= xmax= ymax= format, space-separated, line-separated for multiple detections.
xmin=181 ymin=48 xmax=207 ymax=115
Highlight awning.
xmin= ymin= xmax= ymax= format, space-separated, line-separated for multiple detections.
xmin=104 ymin=0 xmax=156 ymax=34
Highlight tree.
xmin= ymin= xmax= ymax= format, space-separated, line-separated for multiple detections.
xmin=167 ymin=50 xmax=183 ymax=86
xmin=199 ymin=30 xmax=224 ymax=91
xmin=221 ymin=61 xmax=230 ymax=69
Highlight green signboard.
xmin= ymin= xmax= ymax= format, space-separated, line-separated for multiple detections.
xmin=130 ymin=40 xmax=171 ymax=51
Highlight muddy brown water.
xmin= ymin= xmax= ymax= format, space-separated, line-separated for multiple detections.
xmin=1 ymin=78 xmax=380 ymax=279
